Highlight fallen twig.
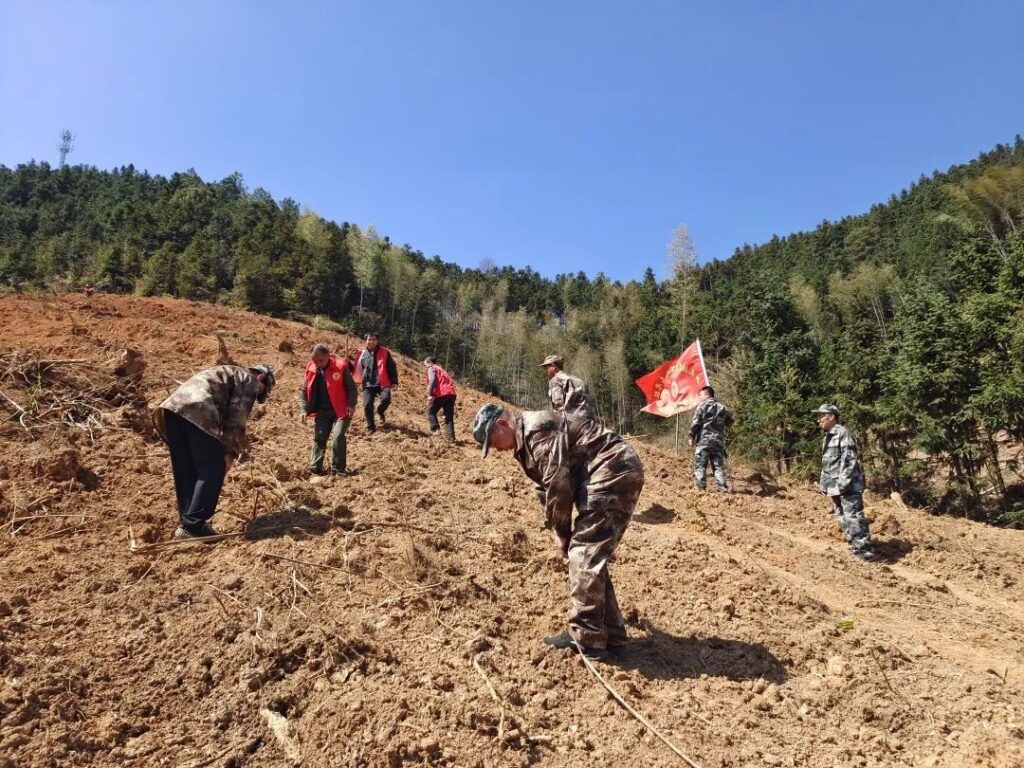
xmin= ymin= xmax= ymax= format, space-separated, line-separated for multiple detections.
xmin=472 ymin=652 xmax=506 ymax=741
xmin=129 ymin=531 xmax=247 ymax=552
xmin=576 ymin=646 xmax=702 ymax=768
xmin=181 ymin=743 xmax=239 ymax=768
xmin=374 ymin=581 xmax=444 ymax=609
xmin=259 ymin=552 xmax=355 ymax=574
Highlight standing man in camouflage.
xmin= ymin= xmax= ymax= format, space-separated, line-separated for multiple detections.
xmin=473 ymin=403 xmax=644 ymax=660
xmin=813 ymin=404 xmax=876 ymax=561
xmin=689 ymin=385 xmax=734 ymax=493
xmin=540 ymin=354 xmax=598 ymax=422
xmin=357 ymin=333 xmax=399 ymax=433
xmin=300 ymin=344 xmax=357 ymax=476
xmin=153 ymin=364 xmax=275 ymax=539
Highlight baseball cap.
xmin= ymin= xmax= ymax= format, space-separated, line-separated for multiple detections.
xmin=472 ymin=403 xmax=505 ymax=457
xmin=251 ymin=364 xmax=275 ymax=403
xmin=811 ymin=403 xmax=839 ymax=416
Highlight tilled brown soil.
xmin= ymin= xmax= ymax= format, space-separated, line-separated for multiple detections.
xmin=1 ymin=293 xmax=1022 ymax=768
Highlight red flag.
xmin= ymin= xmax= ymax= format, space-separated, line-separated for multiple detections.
xmin=635 ymin=340 xmax=709 ymax=417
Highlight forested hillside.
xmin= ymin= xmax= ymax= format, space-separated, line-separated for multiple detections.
xmin=2 ymin=137 xmax=1023 ymax=522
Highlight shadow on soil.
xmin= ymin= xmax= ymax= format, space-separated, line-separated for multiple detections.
xmin=873 ymin=537 xmax=914 ymax=564
xmin=635 ymin=504 xmax=676 ymax=525
xmin=615 ymin=622 xmax=788 ymax=683
xmin=245 ymin=508 xmax=334 ymax=540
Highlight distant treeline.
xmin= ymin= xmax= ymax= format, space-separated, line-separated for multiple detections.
xmin=2 ymin=136 xmax=1023 ymax=523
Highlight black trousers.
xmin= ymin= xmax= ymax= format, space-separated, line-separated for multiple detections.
xmin=164 ymin=411 xmax=226 ymax=533
xmin=362 ymin=386 xmax=392 ymax=430
xmin=427 ymin=394 xmax=456 ymax=439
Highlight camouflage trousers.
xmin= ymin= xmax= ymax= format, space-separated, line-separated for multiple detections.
xmin=830 ymin=493 xmax=872 ymax=555
xmin=567 ymin=470 xmax=644 ymax=649
xmin=694 ymin=446 xmax=727 ymax=491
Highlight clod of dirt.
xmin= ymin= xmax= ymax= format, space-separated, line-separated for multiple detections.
xmin=30 ymin=447 xmax=80 ymax=482
xmin=491 ymin=529 xmax=530 ymax=562
xmin=113 ymin=348 xmax=146 ymax=381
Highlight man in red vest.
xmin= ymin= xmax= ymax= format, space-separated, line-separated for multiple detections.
xmin=300 ymin=343 xmax=357 ymax=475
xmin=424 ymin=357 xmax=457 ymax=442
xmin=356 ymin=333 xmax=399 ymax=433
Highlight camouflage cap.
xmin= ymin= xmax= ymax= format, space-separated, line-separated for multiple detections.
xmin=539 ymin=354 xmax=563 ymax=367
xmin=251 ymin=364 xmax=275 ymax=403
xmin=811 ymin=403 xmax=839 ymax=416
xmin=472 ymin=403 xmax=505 ymax=457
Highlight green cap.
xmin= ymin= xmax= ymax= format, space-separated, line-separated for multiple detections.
xmin=472 ymin=403 xmax=505 ymax=457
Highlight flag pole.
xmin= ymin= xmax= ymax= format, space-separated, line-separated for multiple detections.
xmin=696 ymin=337 xmax=709 ymax=387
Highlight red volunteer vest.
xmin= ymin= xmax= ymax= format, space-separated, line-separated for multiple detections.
xmin=371 ymin=346 xmax=393 ymax=388
xmin=423 ymin=364 xmax=456 ymax=399
xmin=304 ymin=356 xmax=350 ymax=417
xmin=428 ymin=365 xmax=456 ymax=398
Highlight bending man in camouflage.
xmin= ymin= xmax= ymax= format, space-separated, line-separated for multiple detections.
xmin=540 ymin=354 xmax=598 ymax=422
xmin=689 ymin=385 xmax=734 ymax=492
xmin=473 ymin=403 xmax=644 ymax=660
xmin=813 ymin=404 xmax=876 ymax=561
xmin=153 ymin=364 xmax=275 ymax=539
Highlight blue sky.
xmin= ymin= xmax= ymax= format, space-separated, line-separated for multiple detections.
xmin=2 ymin=1 xmax=1022 ymax=282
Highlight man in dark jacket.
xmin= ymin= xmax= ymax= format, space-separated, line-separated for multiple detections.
xmin=152 ymin=364 xmax=275 ymax=539
xmin=473 ymin=403 xmax=644 ymax=660
xmin=424 ymin=357 xmax=457 ymax=442
xmin=300 ymin=344 xmax=357 ymax=475
xmin=689 ymin=386 xmax=734 ymax=492
xmin=356 ymin=333 xmax=399 ymax=433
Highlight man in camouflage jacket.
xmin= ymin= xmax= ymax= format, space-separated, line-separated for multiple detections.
xmin=152 ymin=364 xmax=274 ymax=539
xmin=473 ymin=403 xmax=644 ymax=660
xmin=813 ymin=404 xmax=875 ymax=561
xmin=689 ymin=385 xmax=734 ymax=492
xmin=540 ymin=354 xmax=599 ymax=422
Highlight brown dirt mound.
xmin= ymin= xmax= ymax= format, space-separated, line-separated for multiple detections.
xmin=1 ymin=293 xmax=1022 ymax=767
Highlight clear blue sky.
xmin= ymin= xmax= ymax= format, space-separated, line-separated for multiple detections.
xmin=2 ymin=1 xmax=1022 ymax=282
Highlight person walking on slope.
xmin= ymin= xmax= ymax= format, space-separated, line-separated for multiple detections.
xmin=300 ymin=344 xmax=357 ymax=476
xmin=152 ymin=364 xmax=275 ymax=539
xmin=813 ymin=404 xmax=876 ymax=561
xmin=689 ymin=385 xmax=734 ymax=492
xmin=472 ymin=403 xmax=644 ymax=660
xmin=357 ymin=333 xmax=399 ymax=433
xmin=540 ymin=354 xmax=598 ymax=422
xmin=424 ymin=357 xmax=457 ymax=442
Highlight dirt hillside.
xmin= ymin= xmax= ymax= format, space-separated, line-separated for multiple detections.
xmin=1 ymin=293 xmax=1022 ymax=768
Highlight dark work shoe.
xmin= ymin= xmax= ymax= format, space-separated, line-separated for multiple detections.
xmin=174 ymin=523 xmax=219 ymax=540
xmin=377 ymin=411 xmax=387 ymax=425
xmin=854 ymin=549 xmax=878 ymax=561
xmin=309 ymin=467 xmax=326 ymax=476
xmin=331 ymin=468 xmax=352 ymax=477
xmin=542 ymin=632 xmax=607 ymax=660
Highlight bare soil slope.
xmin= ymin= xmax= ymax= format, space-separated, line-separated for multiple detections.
xmin=1 ymin=293 xmax=1022 ymax=768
